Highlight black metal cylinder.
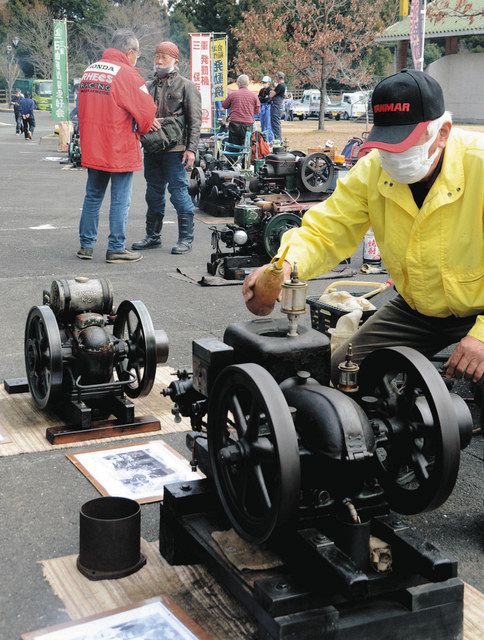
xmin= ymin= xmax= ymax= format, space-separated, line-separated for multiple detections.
xmin=336 ymin=519 xmax=371 ymax=572
xmin=77 ymin=497 xmax=146 ymax=580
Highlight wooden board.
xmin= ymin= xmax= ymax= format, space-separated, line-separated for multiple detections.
xmin=39 ymin=539 xmax=255 ymax=639
xmin=37 ymin=538 xmax=483 ymax=640
xmin=0 ymin=367 xmax=190 ymax=456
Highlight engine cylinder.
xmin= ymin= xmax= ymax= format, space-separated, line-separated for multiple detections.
xmin=49 ymin=277 xmax=114 ymax=320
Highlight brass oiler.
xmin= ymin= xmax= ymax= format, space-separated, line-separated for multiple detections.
xmin=280 ymin=263 xmax=307 ymax=336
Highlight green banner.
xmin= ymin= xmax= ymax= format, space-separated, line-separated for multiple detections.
xmin=51 ymin=19 xmax=69 ymax=121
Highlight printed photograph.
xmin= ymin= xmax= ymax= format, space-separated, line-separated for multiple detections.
xmin=67 ymin=441 xmax=203 ymax=503
xmin=22 ymin=599 xmax=209 ymax=639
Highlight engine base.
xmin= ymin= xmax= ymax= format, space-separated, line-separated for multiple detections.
xmin=159 ymin=474 xmax=464 ymax=640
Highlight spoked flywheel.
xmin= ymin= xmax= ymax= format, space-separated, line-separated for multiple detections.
xmin=24 ymin=305 xmax=63 ymax=409
xmin=207 ymin=363 xmax=301 ymax=543
xmin=358 ymin=346 xmax=461 ymax=514
xmin=299 ymin=152 xmax=334 ymax=194
xmin=263 ymin=212 xmax=301 ymax=258
xmin=113 ymin=300 xmax=167 ymax=398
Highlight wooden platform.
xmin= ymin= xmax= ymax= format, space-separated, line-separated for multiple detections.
xmin=39 ymin=539 xmax=483 ymax=640
xmin=40 ymin=539 xmax=255 ymax=639
xmin=0 ymin=367 xmax=190 ymax=456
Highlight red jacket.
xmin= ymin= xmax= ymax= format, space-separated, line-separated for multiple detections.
xmin=78 ymin=49 xmax=156 ymax=172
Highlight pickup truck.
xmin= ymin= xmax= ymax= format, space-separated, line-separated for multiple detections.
xmin=325 ymin=91 xmax=369 ymax=120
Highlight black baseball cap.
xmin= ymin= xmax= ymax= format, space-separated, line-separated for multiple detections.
xmin=360 ymin=69 xmax=445 ymax=153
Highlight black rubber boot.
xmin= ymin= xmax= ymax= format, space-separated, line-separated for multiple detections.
xmin=131 ymin=214 xmax=163 ymax=250
xmin=171 ymin=213 xmax=194 ymax=255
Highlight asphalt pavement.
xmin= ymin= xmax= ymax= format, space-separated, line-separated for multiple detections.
xmin=0 ymin=111 xmax=482 ymax=639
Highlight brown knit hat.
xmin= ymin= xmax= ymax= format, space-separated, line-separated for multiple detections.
xmin=155 ymin=41 xmax=179 ymax=60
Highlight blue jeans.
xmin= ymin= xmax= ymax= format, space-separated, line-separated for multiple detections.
xmin=79 ymin=169 xmax=133 ymax=251
xmin=144 ymin=151 xmax=194 ymax=221
xmin=260 ymin=103 xmax=273 ymax=142
xmin=271 ymin=105 xmax=282 ymax=141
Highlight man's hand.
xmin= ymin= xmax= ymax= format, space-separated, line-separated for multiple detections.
xmin=444 ymin=335 xmax=484 ymax=383
xmin=150 ymin=118 xmax=161 ymax=131
xmin=242 ymin=261 xmax=292 ymax=316
xmin=182 ymin=150 xmax=195 ymax=170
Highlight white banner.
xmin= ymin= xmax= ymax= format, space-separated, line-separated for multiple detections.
xmin=410 ymin=0 xmax=426 ymax=72
xmin=190 ymin=33 xmax=212 ymax=132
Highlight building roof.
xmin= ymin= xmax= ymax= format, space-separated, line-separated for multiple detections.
xmin=377 ymin=0 xmax=484 ymax=42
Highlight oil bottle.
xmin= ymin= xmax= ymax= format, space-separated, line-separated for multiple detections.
xmin=253 ymin=246 xmax=290 ymax=307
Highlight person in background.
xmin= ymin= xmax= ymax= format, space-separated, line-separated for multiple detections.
xmin=243 ymin=69 xmax=484 ymax=393
xmin=19 ymin=91 xmax=35 ymax=140
xmin=77 ymin=29 xmax=157 ymax=263
xmin=258 ymin=76 xmax=273 ymax=141
xmin=221 ymin=74 xmax=260 ymax=153
xmin=132 ymin=41 xmax=202 ymax=255
xmin=269 ymin=71 xmax=286 ymax=142
xmin=10 ymin=88 xmax=23 ymax=135
xmin=284 ymin=91 xmax=294 ymax=121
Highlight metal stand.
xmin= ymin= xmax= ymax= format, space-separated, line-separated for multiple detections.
xmin=158 ymin=435 xmax=464 ymax=640
xmin=3 ymin=376 xmax=161 ymax=445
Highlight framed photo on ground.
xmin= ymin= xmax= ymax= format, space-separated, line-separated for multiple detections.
xmin=21 ymin=595 xmax=213 ymax=639
xmin=67 ymin=440 xmax=203 ymax=504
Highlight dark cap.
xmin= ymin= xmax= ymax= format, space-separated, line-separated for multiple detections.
xmin=360 ymin=69 xmax=445 ymax=153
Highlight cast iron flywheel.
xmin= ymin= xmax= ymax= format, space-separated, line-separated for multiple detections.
xmin=207 ymin=363 xmax=301 ymax=543
xmin=24 ymin=305 xmax=63 ymax=409
xmin=358 ymin=346 xmax=461 ymax=514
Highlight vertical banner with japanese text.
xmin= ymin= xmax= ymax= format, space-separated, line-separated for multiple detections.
xmin=410 ymin=0 xmax=427 ymax=72
xmin=190 ymin=33 xmax=212 ymax=132
xmin=212 ymin=37 xmax=227 ymax=102
xmin=51 ymin=19 xmax=69 ymax=121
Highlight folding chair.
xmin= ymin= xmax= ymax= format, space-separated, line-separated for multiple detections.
xmin=220 ymin=128 xmax=253 ymax=170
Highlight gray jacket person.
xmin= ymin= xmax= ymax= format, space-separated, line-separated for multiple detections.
xmin=132 ymin=41 xmax=202 ymax=255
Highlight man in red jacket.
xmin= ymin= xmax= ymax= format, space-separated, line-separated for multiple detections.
xmin=77 ymin=29 xmax=157 ymax=263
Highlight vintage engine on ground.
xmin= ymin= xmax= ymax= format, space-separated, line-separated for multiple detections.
xmin=249 ymin=148 xmax=335 ymax=199
xmin=206 ymin=202 xmax=303 ymax=278
xmin=23 ymin=277 xmax=168 ymax=439
xmin=206 ymin=149 xmax=337 ymax=278
xmin=189 ymin=167 xmax=247 ymax=217
xmin=159 ymin=273 xmax=472 ymax=639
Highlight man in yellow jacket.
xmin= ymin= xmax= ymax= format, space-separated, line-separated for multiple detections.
xmin=243 ymin=70 xmax=484 ymax=387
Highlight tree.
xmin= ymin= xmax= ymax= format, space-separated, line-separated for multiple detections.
xmin=11 ymin=1 xmax=54 ymax=78
xmin=0 ymin=43 xmax=21 ymax=100
xmin=169 ymin=0 xmax=254 ymax=63
xmin=282 ymin=0 xmax=386 ymax=130
xmin=233 ymin=7 xmax=293 ymax=83
xmin=73 ymin=0 xmax=170 ymax=80
xmin=427 ymin=0 xmax=484 ymax=23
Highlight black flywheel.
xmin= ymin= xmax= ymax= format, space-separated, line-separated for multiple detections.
xmin=24 ymin=305 xmax=63 ymax=409
xmin=207 ymin=363 xmax=301 ymax=543
xmin=113 ymin=300 xmax=158 ymax=398
xmin=358 ymin=346 xmax=461 ymax=514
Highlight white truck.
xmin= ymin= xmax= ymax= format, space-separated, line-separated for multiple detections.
xmin=325 ymin=91 xmax=370 ymax=120
xmin=292 ymin=89 xmax=330 ymax=120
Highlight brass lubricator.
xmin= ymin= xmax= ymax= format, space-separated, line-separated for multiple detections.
xmin=280 ymin=263 xmax=308 ymax=337
xmin=337 ymin=344 xmax=360 ymax=393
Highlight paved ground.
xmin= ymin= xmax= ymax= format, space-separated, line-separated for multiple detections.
xmin=0 ymin=111 xmax=482 ymax=639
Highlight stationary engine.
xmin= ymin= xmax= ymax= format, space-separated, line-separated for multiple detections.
xmin=249 ymin=147 xmax=335 ymax=199
xmin=24 ymin=277 xmax=168 ymax=431
xmin=189 ymin=167 xmax=247 ymax=217
xmin=162 ymin=274 xmax=472 ymax=545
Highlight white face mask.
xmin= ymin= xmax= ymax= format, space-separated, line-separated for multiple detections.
xmin=154 ymin=64 xmax=174 ymax=77
xmin=379 ymin=128 xmax=441 ymax=184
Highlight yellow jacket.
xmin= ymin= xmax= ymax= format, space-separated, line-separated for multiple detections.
xmin=279 ymin=128 xmax=484 ymax=341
